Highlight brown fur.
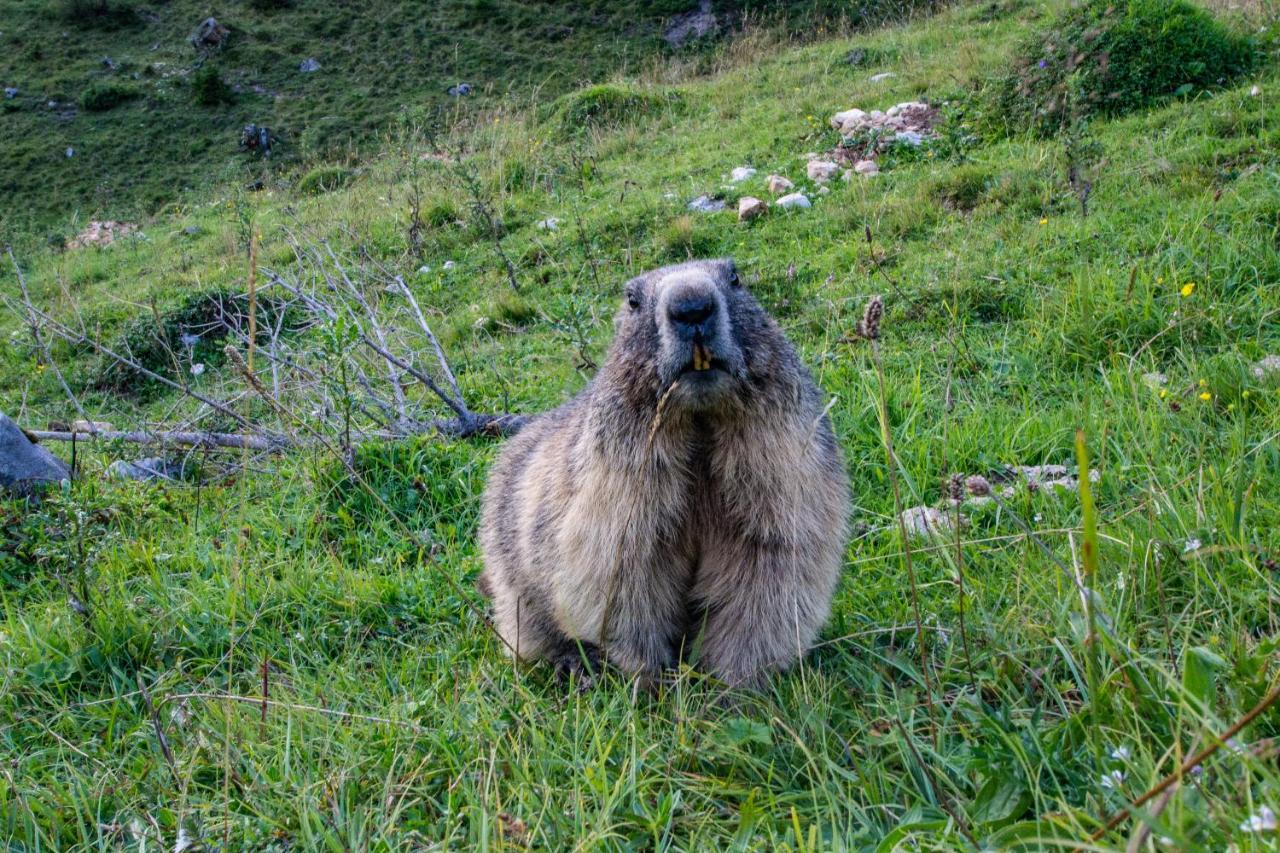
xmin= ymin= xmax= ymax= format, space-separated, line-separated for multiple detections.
xmin=478 ymin=259 xmax=850 ymax=687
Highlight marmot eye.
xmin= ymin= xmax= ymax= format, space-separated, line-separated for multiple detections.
xmin=627 ymin=293 xmax=641 ymax=310
xmin=728 ymin=271 xmax=741 ymax=288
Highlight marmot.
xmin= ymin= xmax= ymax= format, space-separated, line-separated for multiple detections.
xmin=478 ymin=258 xmax=850 ymax=687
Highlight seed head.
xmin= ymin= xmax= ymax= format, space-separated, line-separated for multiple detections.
xmin=857 ymin=294 xmax=884 ymax=341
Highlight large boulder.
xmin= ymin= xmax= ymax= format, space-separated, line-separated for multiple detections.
xmin=0 ymin=412 xmax=70 ymax=498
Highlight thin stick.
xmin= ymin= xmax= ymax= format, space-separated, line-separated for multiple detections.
xmin=7 ymin=248 xmax=92 ymax=429
xmin=1090 ymin=680 xmax=1280 ymax=840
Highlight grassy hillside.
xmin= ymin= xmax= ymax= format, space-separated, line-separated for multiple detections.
xmin=3 ymin=0 xmax=1280 ymax=848
xmin=0 ymin=0 xmax=930 ymax=241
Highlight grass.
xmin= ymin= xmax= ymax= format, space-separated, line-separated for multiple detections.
xmin=0 ymin=0 xmax=915 ymax=243
xmin=3 ymin=0 xmax=1280 ymax=847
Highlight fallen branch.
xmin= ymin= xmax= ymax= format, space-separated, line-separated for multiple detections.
xmin=27 ymin=413 xmax=528 ymax=451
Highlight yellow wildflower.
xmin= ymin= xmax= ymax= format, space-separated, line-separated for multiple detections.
xmin=1038 ymin=217 xmax=1048 ymax=225
xmin=1199 ymin=392 xmax=1212 ymax=402
xmin=1159 ymin=388 xmax=1169 ymax=399
xmin=1181 ymin=282 xmax=1196 ymax=297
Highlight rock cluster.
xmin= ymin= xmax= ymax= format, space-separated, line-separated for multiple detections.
xmin=68 ymin=221 xmax=138 ymax=249
xmin=830 ymin=101 xmax=937 ymax=141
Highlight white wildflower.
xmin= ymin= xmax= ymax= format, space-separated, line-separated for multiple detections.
xmin=1110 ymin=745 xmax=1131 ymax=761
xmin=1240 ymin=806 xmax=1277 ymax=833
xmin=1100 ymin=770 xmax=1125 ymax=789
xmin=190 ymin=362 xmax=205 ymax=376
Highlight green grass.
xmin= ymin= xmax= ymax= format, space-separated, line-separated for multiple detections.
xmin=0 ymin=0 xmax=920 ymax=242
xmin=3 ymin=0 xmax=1280 ymax=848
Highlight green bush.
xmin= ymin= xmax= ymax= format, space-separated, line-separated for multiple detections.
xmin=58 ymin=0 xmax=136 ymax=29
xmin=298 ymin=165 xmax=354 ymax=195
xmin=547 ymin=84 xmax=680 ymax=136
xmin=79 ymin=81 xmax=139 ymax=112
xmin=191 ymin=66 xmax=234 ymax=107
xmin=988 ymin=0 xmax=1255 ymax=135
xmin=94 ymin=290 xmax=300 ymax=396
xmin=930 ymin=164 xmax=993 ymax=212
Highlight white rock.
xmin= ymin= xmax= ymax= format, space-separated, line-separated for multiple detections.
xmin=869 ymin=72 xmax=896 ymax=83
xmin=418 ymin=264 xmax=431 ymax=273
xmin=737 ymin=196 xmax=766 ymax=221
xmin=1253 ymin=355 xmax=1280 ymax=379
xmin=1141 ymin=372 xmax=1168 ymax=388
xmin=443 ymin=260 xmax=456 ymax=270
xmin=729 ymin=166 xmax=756 ymax=182
xmin=841 ymin=169 xmax=853 ymax=182
xmin=817 ymin=185 xmax=830 ymax=195
xmin=687 ymin=194 xmax=726 ymax=213
xmin=766 ymin=174 xmax=794 ymax=194
xmin=900 ymin=506 xmax=951 ymax=538
xmin=831 ymin=108 xmax=866 ymax=130
xmin=886 ymin=105 xmax=901 ymax=117
xmin=775 ymin=192 xmax=811 ymax=210
xmin=70 ymin=420 xmax=114 ymax=433
xmin=894 ymin=130 xmax=924 ymax=146
xmin=1250 ymin=85 xmax=1262 ymax=97
xmin=806 ymin=160 xmax=840 ymax=182
xmin=854 ymin=159 xmax=879 ymax=175
xmin=536 ymin=217 xmax=560 ymax=230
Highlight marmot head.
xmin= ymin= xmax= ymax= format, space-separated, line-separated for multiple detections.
xmin=610 ymin=258 xmax=779 ymax=413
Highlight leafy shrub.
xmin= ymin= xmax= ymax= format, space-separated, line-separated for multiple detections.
xmin=248 ymin=0 xmax=293 ymax=8
xmin=988 ymin=0 xmax=1255 ymax=135
xmin=298 ymin=165 xmax=354 ymax=195
xmin=422 ymin=199 xmax=460 ymax=228
xmin=79 ymin=81 xmax=139 ymax=112
xmin=58 ymin=0 xmax=136 ymax=29
xmin=192 ymin=66 xmax=234 ymax=106
xmin=94 ymin=289 xmax=301 ymax=396
xmin=548 ymin=84 xmax=681 ymax=136
xmin=930 ymin=164 xmax=993 ymax=212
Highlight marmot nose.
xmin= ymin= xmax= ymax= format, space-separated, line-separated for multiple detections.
xmin=669 ymin=294 xmax=715 ymax=330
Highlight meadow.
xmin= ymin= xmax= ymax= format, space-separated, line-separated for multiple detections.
xmin=2 ymin=0 xmax=1280 ymax=848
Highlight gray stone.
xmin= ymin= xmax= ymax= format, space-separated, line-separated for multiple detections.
xmin=664 ymin=0 xmax=717 ymax=48
xmin=299 ymin=57 xmax=321 ymax=73
xmin=899 ymin=506 xmax=950 ymax=538
xmin=3 ymin=87 xmax=16 ymax=99
xmin=0 ymin=411 xmax=70 ymax=497
xmin=447 ymin=83 xmax=473 ymax=97
xmin=106 ymin=457 xmax=187 ymax=482
xmin=687 ymin=194 xmax=726 ymax=213
xmin=775 ymin=192 xmax=811 ymax=210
